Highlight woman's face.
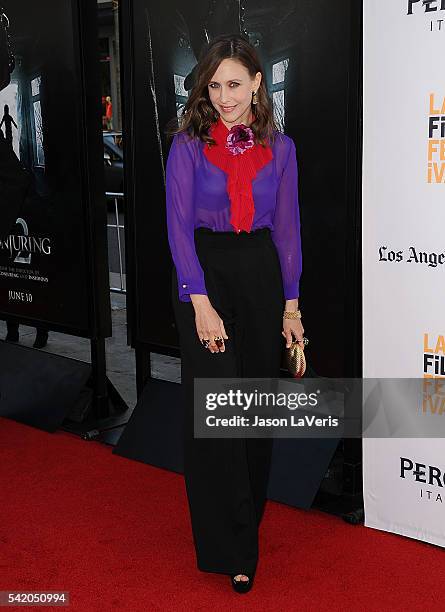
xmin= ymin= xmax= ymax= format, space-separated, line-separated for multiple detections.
xmin=207 ymin=58 xmax=261 ymax=127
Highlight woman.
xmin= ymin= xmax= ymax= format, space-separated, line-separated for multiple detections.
xmin=165 ymin=34 xmax=304 ymax=593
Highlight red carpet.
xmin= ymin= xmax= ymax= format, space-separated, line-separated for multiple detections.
xmin=0 ymin=416 xmax=443 ymax=611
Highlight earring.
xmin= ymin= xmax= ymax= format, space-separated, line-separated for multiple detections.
xmin=252 ymin=90 xmax=258 ymax=105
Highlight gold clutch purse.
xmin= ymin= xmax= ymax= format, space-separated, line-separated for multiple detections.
xmin=285 ymin=338 xmax=308 ymax=378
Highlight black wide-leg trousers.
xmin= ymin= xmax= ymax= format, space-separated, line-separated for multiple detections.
xmin=171 ymin=226 xmax=285 ymax=576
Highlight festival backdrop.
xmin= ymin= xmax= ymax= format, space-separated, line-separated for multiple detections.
xmin=362 ymin=0 xmax=445 ymax=547
xmin=0 ymin=0 xmax=110 ymax=337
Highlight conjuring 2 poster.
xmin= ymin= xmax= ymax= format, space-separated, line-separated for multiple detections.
xmin=0 ymin=1 xmax=107 ymax=336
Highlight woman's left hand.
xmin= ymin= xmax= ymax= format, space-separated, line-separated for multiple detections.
xmin=282 ymin=317 xmax=304 ymax=349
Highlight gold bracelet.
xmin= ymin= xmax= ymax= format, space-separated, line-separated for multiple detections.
xmin=283 ymin=310 xmax=301 ymax=319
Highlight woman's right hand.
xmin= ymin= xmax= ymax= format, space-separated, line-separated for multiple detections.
xmin=190 ymin=295 xmax=228 ymax=353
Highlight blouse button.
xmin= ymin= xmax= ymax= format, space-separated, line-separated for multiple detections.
xmin=182 ymin=284 xmax=187 ymax=288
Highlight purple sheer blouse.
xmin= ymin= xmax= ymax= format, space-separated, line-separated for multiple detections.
xmin=166 ymin=130 xmax=302 ymax=302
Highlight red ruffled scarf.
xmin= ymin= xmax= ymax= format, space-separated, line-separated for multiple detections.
xmin=203 ymin=114 xmax=273 ymax=233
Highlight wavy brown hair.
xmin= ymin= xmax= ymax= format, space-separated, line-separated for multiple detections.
xmin=165 ymin=34 xmax=278 ymax=147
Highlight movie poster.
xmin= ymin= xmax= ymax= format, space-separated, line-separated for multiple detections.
xmin=0 ymin=0 xmax=107 ymax=336
xmin=122 ymin=0 xmax=356 ymax=377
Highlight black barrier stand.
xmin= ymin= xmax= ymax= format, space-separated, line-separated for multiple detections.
xmin=0 ymin=0 xmax=129 ymax=434
xmin=0 ymin=328 xmax=130 ymax=434
xmin=71 ymin=0 xmax=130 ymax=432
xmin=61 ymin=337 xmax=130 ymax=438
xmin=95 ymin=342 xmax=180 ymax=448
xmin=56 ymin=0 xmax=130 ymax=435
xmin=0 ymin=339 xmax=92 ymax=432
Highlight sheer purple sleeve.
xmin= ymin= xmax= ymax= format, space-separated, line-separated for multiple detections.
xmin=166 ymin=134 xmax=208 ymax=302
xmin=271 ymin=137 xmax=303 ymax=300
